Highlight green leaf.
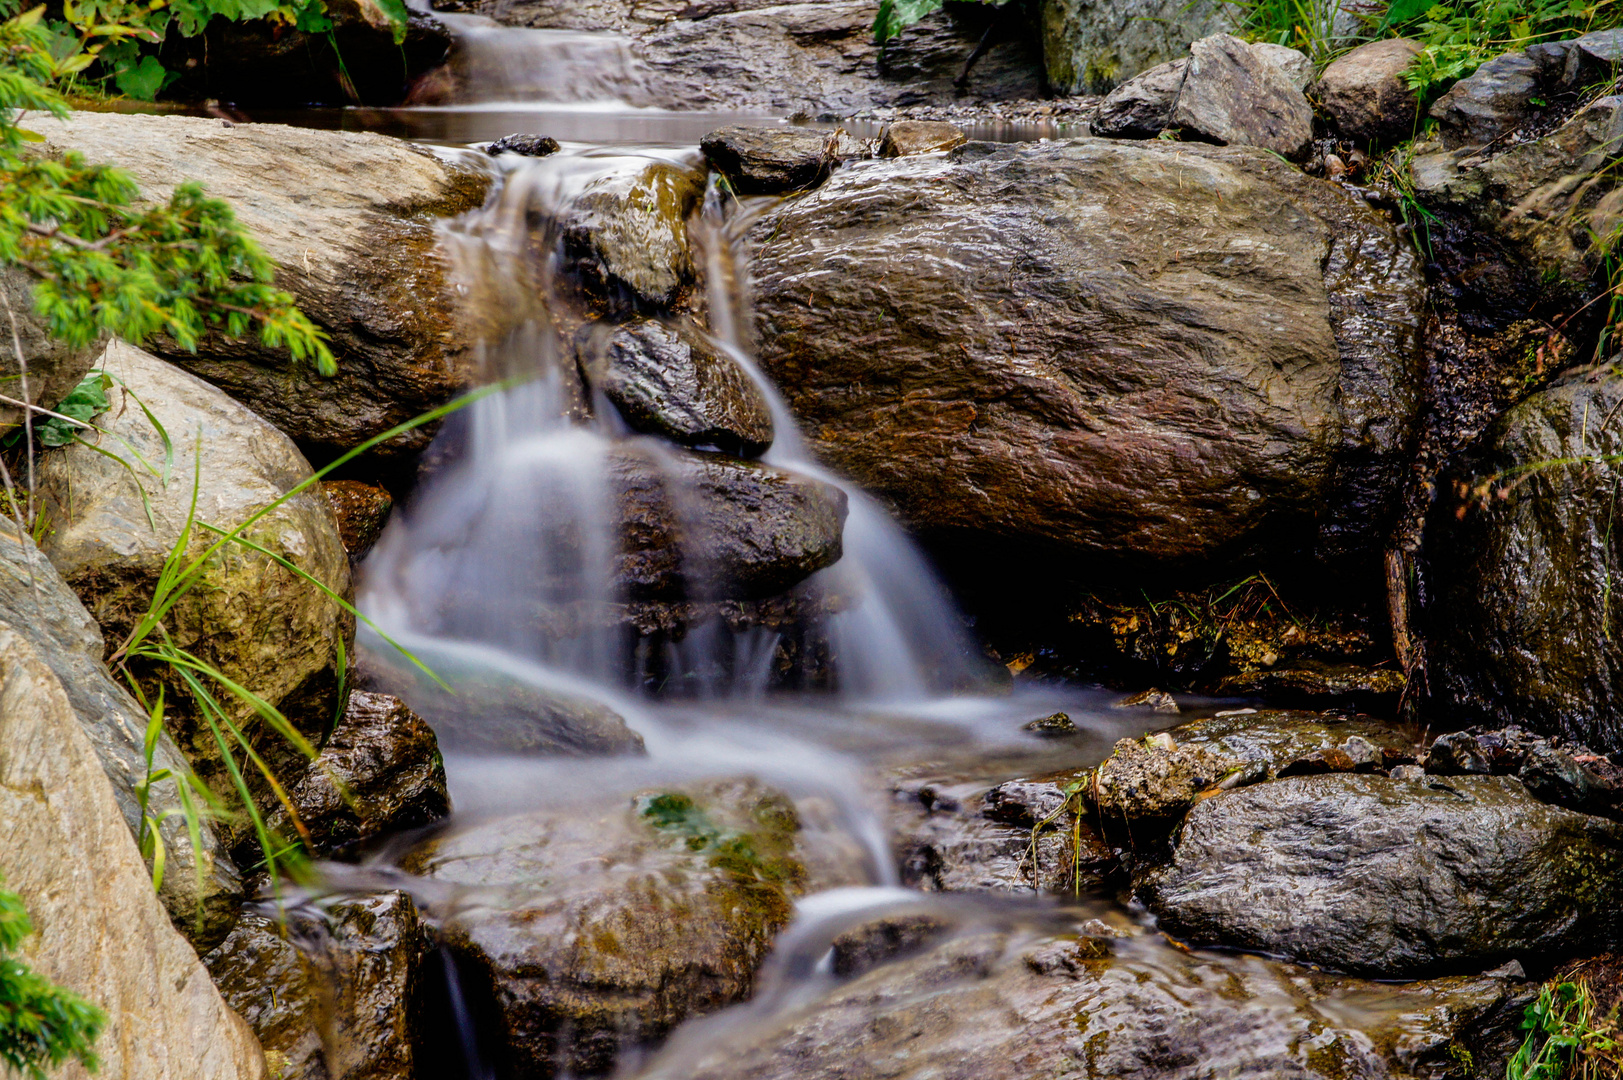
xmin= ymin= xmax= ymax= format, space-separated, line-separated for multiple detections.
xmin=112 ymin=53 xmax=165 ymax=100
xmin=1385 ymin=0 xmax=1436 ymax=23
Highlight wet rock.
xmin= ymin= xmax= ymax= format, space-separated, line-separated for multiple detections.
xmin=0 ymin=621 xmax=266 ymax=1080
xmin=562 ymin=159 xmax=708 ymax=310
xmin=25 ymin=111 xmax=491 ymax=460
xmin=259 ymin=691 xmax=449 ymax=861
xmin=1172 ymin=34 xmax=1314 ymax=159
xmin=37 ymin=341 xmax=351 ymax=804
xmin=0 ymin=525 xmax=242 ymax=947
xmin=1170 ymin=709 xmax=1419 ymax=777
xmin=402 ymin=782 xmax=808 ymax=1077
xmin=611 ymin=447 xmax=847 ymax=602
xmin=1518 ymin=742 xmax=1623 ymax=820
xmin=1089 ymin=736 xmax=1241 ymax=833
xmin=1317 ymin=38 xmax=1424 ymax=145
xmin=749 ymin=138 xmax=1423 ymax=596
xmin=359 ymin=638 xmax=646 ymax=757
xmin=699 ymin=126 xmax=836 ymax=195
xmin=1423 ymin=372 xmax=1623 ymax=752
xmin=485 ymin=133 xmax=561 ymax=157
xmin=829 ymin=915 xmax=951 ymax=977
xmin=323 ymin=480 xmax=393 ymax=561
xmin=1113 ymin=688 xmax=1179 ymax=713
xmin=1091 ymin=57 xmax=1186 ymax=137
xmin=1426 ymin=729 xmax=1492 ymax=775
xmin=1430 ymin=50 xmax=1542 ymax=149
xmin=879 ymin=120 xmax=967 ymax=157
xmin=982 ymin=776 xmax=1078 ymax=828
xmin=1213 ymin=661 xmax=1407 ymax=706
xmin=577 ymin=318 xmax=774 ymax=457
xmin=1141 ymin=773 xmax=1623 ymax=977
xmin=671 ymin=922 xmax=1537 ymax=1080
xmin=205 ymin=892 xmax=430 ymax=1080
xmin=0 ymin=265 xmax=101 ymax=439
xmin=1020 ymin=711 xmax=1077 ymax=736
xmin=1041 ymin=0 xmax=1231 ymax=95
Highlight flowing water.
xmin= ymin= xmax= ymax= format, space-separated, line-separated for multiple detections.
xmin=275 ymin=20 xmax=1507 ymax=1077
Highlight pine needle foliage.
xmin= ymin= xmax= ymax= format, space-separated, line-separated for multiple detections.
xmin=0 ymin=885 xmax=105 ymax=1080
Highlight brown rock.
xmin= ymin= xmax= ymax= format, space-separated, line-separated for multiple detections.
xmin=879 ymin=120 xmax=968 ymax=157
xmin=700 ymin=126 xmax=837 ymax=194
xmin=562 ymin=160 xmax=706 ymax=310
xmin=323 ymin=480 xmax=394 ymax=561
xmin=1317 ymin=38 xmax=1424 ymax=146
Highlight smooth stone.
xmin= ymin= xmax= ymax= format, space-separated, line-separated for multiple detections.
xmin=1172 ymin=33 xmax=1314 ymax=159
xmin=205 ymin=892 xmax=429 ymax=1080
xmin=879 ymin=120 xmax=967 ymax=157
xmin=1141 ymin=773 xmax=1623 ymax=976
xmin=24 ymin=110 xmax=491 ymax=460
xmin=578 ymin=317 xmax=774 ymax=457
xmin=1424 ymin=371 xmax=1623 ymax=752
xmin=748 ymin=139 xmax=1423 ymax=590
xmin=37 ymin=340 xmax=351 ymax=799
xmin=0 ymin=525 xmax=241 ymax=947
xmin=700 ymin=126 xmax=837 ymax=194
xmin=1317 ymin=38 xmax=1424 ymax=145
xmin=1091 ymin=57 xmax=1187 ymax=137
xmin=0 ymin=620 xmax=267 ymax=1080
xmin=561 ymin=159 xmax=707 ymax=310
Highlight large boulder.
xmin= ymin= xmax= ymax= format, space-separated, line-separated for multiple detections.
xmin=1423 ymin=371 xmax=1623 ymax=752
xmin=401 ymin=782 xmax=810 ymax=1077
xmin=37 ymin=341 xmax=351 ymax=798
xmin=748 ymin=139 xmax=1425 ymax=593
xmin=0 ymin=620 xmax=267 ymax=1080
xmin=1140 ymin=773 xmax=1623 ymax=977
xmin=205 ymin=892 xmax=429 ymax=1080
xmin=25 ymin=110 xmax=491 ymax=460
xmin=1316 ymin=38 xmax=1424 ymax=146
xmin=0 ymin=524 xmax=241 ymax=949
xmin=1040 ymin=0 xmax=1231 ymax=95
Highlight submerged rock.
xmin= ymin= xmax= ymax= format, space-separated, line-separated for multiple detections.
xmin=700 ymin=126 xmax=837 ymax=194
xmin=0 ymin=525 xmax=242 ymax=947
xmin=1141 ymin=773 xmax=1623 ymax=977
xmin=1172 ymin=34 xmax=1314 ymax=158
xmin=0 ymin=621 xmax=266 ymax=1080
xmin=1423 ymin=372 xmax=1623 ymax=752
xmin=259 ymin=691 xmax=450 ymax=861
xmin=562 ymin=160 xmax=706 ymax=310
xmin=749 ymin=138 xmax=1424 ymax=597
xmin=25 ymin=110 xmax=490 ymax=460
xmin=206 ymin=892 xmax=429 ymax=1080
xmin=402 ymin=782 xmax=809 ymax=1077
xmin=37 ymin=341 xmax=352 ymax=799
xmin=577 ymin=318 xmax=774 ymax=457
xmin=1317 ymin=38 xmax=1424 ymax=145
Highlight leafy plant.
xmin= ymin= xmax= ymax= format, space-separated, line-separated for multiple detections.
xmin=1230 ymin=0 xmax=1340 ymax=62
xmin=1392 ymin=0 xmax=1622 ymax=98
xmin=0 ymin=884 xmax=104 ymax=1080
xmin=2 ymin=369 xmax=109 ymax=447
xmin=1507 ymin=979 xmax=1622 ymax=1080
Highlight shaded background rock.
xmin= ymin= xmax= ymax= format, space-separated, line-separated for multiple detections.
xmin=0 ymin=264 xmax=102 ymax=438
xmin=0 ymin=525 xmax=242 ymax=949
xmin=1040 ymin=0 xmax=1231 ymax=95
xmin=38 ymin=341 xmax=352 ymax=799
xmin=27 ymin=110 xmax=491 ymax=462
xmin=1141 ymin=773 xmax=1623 ymax=977
xmin=0 ymin=621 xmax=268 ymax=1080
xmin=323 ymin=480 xmax=395 ymax=562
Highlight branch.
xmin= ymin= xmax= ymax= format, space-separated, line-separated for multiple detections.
xmin=0 ymin=390 xmax=94 ymax=429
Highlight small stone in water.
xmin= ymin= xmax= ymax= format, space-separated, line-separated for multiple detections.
xmin=1390 ymin=764 xmax=1426 ymax=780
xmin=1023 ymin=711 xmax=1077 ymax=736
xmin=1115 ymin=689 xmax=1181 ymax=713
xmin=879 ymin=120 xmax=967 ymax=158
xmin=484 ymin=133 xmax=561 ymax=157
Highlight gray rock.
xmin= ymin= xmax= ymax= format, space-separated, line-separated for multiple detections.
xmin=1141 ymin=773 xmax=1623 ymax=976
xmin=37 ymin=340 xmax=352 ymax=802
xmin=1252 ymin=42 xmax=1313 ymax=91
xmin=205 ymin=892 xmax=429 ymax=1080
xmin=1172 ymin=34 xmax=1314 ymax=159
xmin=1429 ymin=50 xmax=1541 ymax=149
xmin=1089 ymin=735 xmax=1240 ymax=831
xmin=257 ymin=691 xmax=450 ymax=861
xmin=700 ymin=126 xmax=837 ymax=195
xmin=1426 ymin=730 xmax=1492 ymax=775
xmin=670 ymin=924 xmax=1536 ymax=1080
xmin=578 ymin=318 xmax=774 ymax=457
xmin=1317 ymin=37 xmax=1424 ymax=145
xmin=0 ymin=265 xmax=102 ymax=440
xmin=401 ymin=782 xmax=809 ymax=1078
xmin=1040 ymin=0 xmax=1232 ymax=95
xmin=879 ymin=120 xmax=967 ymax=157
xmin=749 ymin=139 xmax=1424 ymax=590
xmin=1092 ymin=58 xmax=1187 ymax=137
xmin=25 ymin=110 xmax=492 ymax=460
xmin=0 ymin=524 xmax=241 ymax=949
xmin=0 ymin=621 xmax=267 ymax=1079
xmin=1170 ymin=709 xmax=1419 ymax=777
xmin=562 ymin=160 xmax=705 ymax=310
xmin=1423 ymin=371 xmax=1623 ymax=752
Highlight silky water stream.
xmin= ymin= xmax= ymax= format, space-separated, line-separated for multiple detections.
xmin=268 ymin=112 xmax=1521 ymax=1078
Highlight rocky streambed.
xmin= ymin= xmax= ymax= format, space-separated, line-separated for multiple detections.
xmin=8 ymin=13 xmax=1623 ymax=1080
